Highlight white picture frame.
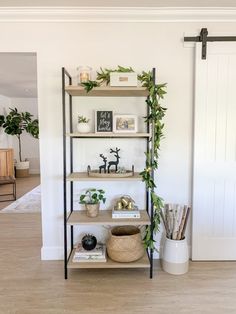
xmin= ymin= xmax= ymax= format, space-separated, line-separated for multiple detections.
xmin=113 ymin=115 xmax=138 ymax=133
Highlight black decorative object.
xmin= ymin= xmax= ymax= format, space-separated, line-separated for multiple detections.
xmin=108 ymin=147 xmax=120 ymax=173
xmin=81 ymin=234 xmax=97 ymax=251
xmin=99 ymin=154 xmax=107 ymax=173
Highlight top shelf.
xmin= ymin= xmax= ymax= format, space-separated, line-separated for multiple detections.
xmin=65 ymin=86 xmax=149 ymax=97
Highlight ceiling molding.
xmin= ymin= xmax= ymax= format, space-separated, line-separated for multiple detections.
xmin=0 ymin=7 xmax=236 ymax=22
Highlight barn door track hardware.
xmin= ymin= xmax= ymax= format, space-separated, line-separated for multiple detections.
xmin=184 ymin=28 xmax=236 ymax=60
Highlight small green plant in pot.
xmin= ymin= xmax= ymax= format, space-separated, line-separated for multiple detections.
xmin=80 ymin=188 xmax=106 ymax=218
xmin=77 ymin=115 xmax=90 ymax=133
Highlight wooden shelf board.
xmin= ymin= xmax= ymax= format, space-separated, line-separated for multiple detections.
xmin=68 ymin=250 xmax=150 ymax=269
xmin=67 ymin=172 xmax=142 ymax=181
xmin=65 ymin=85 xmax=149 ymax=97
xmin=67 ymin=210 xmax=150 ymax=226
xmin=67 ymin=132 xmax=151 ymax=138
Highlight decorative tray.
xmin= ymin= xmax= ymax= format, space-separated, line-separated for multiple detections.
xmin=87 ymin=165 xmax=134 ymax=178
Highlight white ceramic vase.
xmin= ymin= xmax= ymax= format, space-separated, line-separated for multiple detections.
xmin=162 ymin=237 xmax=189 ymax=275
xmin=77 ymin=123 xmax=90 ymax=133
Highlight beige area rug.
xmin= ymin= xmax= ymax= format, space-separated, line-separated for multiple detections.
xmin=0 ymin=185 xmax=41 ymax=213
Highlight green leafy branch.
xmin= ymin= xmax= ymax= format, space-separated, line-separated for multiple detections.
xmin=96 ymin=65 xmax=134 ymax=85
xmin=139 ymin=71 xmax=167 ymax=251
xmin=80 ymin=80 xmax=100 ymax=93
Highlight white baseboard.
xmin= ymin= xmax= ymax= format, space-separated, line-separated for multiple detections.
xmin=41 ymin=246 xmax=64 ymax=260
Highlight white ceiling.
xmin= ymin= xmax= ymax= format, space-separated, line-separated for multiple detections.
xmin=0 ymin=0 xmax=236 ymax=7
xmin=0 ymin=53 xmax=37 ymax=98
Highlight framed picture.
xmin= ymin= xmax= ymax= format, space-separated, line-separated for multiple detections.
xmin=95 ymin=110 xmax=113 ymax=133
xmin=113 ymin=115 xmax=137 ymax=133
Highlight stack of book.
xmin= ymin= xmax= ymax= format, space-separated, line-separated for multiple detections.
xmin=72 ymin=243 xmax=107 ymax=263
xmin=112 ymin=206 xmax=140 ymax=219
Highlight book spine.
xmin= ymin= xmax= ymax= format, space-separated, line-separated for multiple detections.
xmin=72 ymin=258 xmax=107 ymax=263
xmin=74 ymin=251 xmax=103 ymax=256
xmin=112 ymin=214 xmax=140 ymax=219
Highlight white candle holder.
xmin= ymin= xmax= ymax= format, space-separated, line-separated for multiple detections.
xmin=77 ymin=66 xmax=92 ymax=84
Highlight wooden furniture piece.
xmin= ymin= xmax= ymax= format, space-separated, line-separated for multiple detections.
xmin=62 ymin=68 xmax=155 ymax=279
xmin=0 ymin=148 xmax=16 ymax=202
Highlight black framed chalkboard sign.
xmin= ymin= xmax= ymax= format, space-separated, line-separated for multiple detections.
xmin=95 ymin=110 xmax=113 ymax=133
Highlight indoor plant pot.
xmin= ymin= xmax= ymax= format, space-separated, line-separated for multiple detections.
xmin=77 ymin=123 xmax=90 ymax=133
xmin=15 ymin=160 xmax=30 ymax=178
xmin=85 ymin=203 xmax=100 ymax=218
xmin=77 ymin=115 xmax=90 ymax=133
xmin=79 ymin=188 xmax=106 ymax=218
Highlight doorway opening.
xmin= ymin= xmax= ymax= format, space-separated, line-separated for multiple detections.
xmin=0 ymin=52 xmax=40 ymax=212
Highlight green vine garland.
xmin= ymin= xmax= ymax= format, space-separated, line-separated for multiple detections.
xmin=80 ymin=66 xmax=167 ymax=251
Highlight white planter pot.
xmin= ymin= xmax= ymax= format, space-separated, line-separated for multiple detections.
xmin=77 ymin=123 xmax=90 ymax=133
xmin=162 ymin=237 xmax=189 ymax=275
xmin=15 ymin=161 xmax=30 ymax=170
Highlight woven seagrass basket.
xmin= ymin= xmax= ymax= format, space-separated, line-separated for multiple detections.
xmin=107 ymin=225 xmax=144 ymax=263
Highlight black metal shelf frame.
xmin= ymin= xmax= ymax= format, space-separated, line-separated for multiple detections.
xmin=62 ymin=67 xmax=155 ymax=279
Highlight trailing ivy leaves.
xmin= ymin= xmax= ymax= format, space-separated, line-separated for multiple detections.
xmin=79 ymin=66 xmax=167 ymax=251
xmin=80 ymin=80 xmax=100 ymax=92
xmin=97 ymin=66 xmax=134 ymax=85
xmin=139 ymin=71 xmax=167 ymax=251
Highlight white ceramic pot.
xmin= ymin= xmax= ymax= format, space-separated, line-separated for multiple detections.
xmin=15 ymin=161 xmax=30 ymax=170
xmin=77 ymin=123 xmax=90 ymax=133
xmin=162 ymin=237 xmax=189 ymax=275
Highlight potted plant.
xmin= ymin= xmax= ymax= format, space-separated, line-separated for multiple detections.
xmin=0 ymin=107 xmax=39 ymax=177
xmin=79 ymin=188 xmax=106 ymax=217
xmin=77 ymin=115 xmax=90 ymax=133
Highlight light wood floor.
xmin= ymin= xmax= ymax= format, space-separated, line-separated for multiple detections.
xmin=0 ymin=177 xmax=236 ymax=313
xmin=0 ymin=215 xmax=235 ymax=314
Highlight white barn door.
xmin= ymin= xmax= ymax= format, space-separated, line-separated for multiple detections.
xmin=192 ymin=42 xmax=236 ymax=260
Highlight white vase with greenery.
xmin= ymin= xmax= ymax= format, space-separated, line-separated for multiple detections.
xmin=77 ymin=115 xmax=90 ymax=133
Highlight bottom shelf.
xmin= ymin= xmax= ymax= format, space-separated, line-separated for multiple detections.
xmin=68 ymin=249 xmax=150 ymax=269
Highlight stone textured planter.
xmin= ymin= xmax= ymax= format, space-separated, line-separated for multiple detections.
xmin=85 ymin=203 xmax=100 ymax=218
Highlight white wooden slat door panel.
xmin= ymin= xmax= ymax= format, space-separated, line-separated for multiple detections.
xmin=192 ymin=43 xmax=236 ymax=260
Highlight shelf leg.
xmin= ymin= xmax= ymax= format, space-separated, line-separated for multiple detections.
xmin=149 ymin=249 xmax=153 ymax=279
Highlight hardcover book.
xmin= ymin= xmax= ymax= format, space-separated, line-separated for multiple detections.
xmin=112 ymin=208 xmax=140 ymax=219
xmin=74 ymin=243 xmax=104 ymax=257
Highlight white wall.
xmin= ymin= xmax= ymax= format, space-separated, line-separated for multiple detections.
xmin=0 ymin=95 xmax=12 ymax=148
xmin=10 ymin=98 xmax=40 ymax=174
xmin=1 ymin=14 xmax=236 ymax=260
